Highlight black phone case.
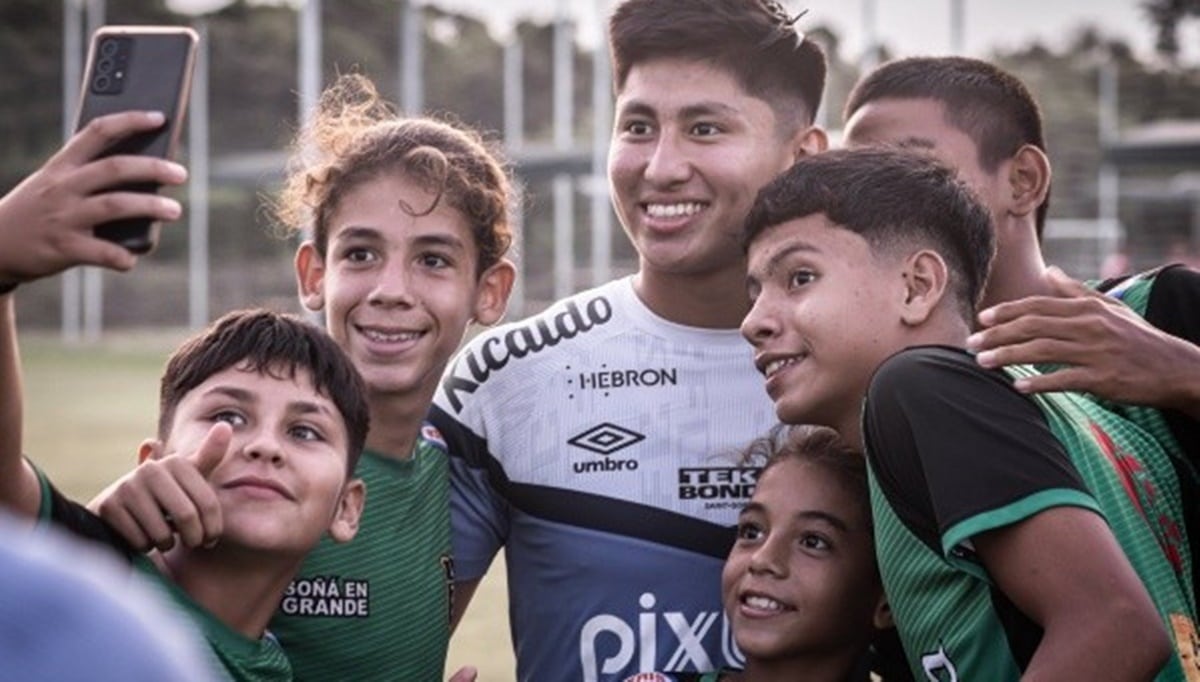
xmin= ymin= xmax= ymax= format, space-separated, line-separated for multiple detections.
xmin=76 ymin=27 xmax=197 ymax=254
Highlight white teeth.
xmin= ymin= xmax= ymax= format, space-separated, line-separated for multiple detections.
xmin=745 ymin=595 xmax=784 ymax=612
xmin=645 ymin=202 xmax=703 ymax=218
xmin=764 ymin=356 xmax=801 ymax=377
xmin=362 ymin=328 xmax=421 ymax=343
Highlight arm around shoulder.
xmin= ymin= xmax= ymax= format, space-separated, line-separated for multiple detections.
xmin=0 ymin=295 xmax=44 ymax=518
xmin=972 ymin=266 xmax=1200 ymax=415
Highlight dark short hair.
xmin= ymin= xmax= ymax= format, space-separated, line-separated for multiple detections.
xmin=742 ymin=147 xmax=995 ymax=322
xmin=157 ymin=309 xmax=370 ymax=474
xmin=609 ymin=0 xmax=826 ymax=128
xmin=844 ymin=56 xmax=1050 ymax=238
xmin=741 ymin=424 xmax=868 ymax=523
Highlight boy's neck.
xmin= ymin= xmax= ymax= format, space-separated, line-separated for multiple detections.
xmin=156 ymin=547 xmax=300 ymax=640
xmin=634 ymin=264 xmax=751 ymax=329
xmin=980 ymin=219 xmax=1053 ymax=312
xmin=363 ymin=383 xmax=437 ymax=461
xmin=839 ymin=312 xmax=975 ymax=451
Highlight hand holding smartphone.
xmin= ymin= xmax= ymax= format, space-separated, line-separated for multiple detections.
xmin=75 ymin=26 xmax=198 ymax=254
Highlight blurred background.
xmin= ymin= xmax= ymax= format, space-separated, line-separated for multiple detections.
xmin=3 ymin=0 xmax=1200 ymax=336
xmin=4 ymin=0 xmax=1199 ymax=678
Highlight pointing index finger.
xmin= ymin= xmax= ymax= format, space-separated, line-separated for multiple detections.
xmin=188 ymin=422 xmax=232 ymax=478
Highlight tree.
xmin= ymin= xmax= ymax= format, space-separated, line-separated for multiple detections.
xmin=1144 ymin=0 xmax=1200 ymax=62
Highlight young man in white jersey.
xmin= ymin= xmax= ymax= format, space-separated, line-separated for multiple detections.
xmin=430 ymin=1 xmax=828 ymax=680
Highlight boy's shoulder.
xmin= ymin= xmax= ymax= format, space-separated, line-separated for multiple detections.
xmin=134 ymin=557 xmax=291 ymax=682
xmin=870 ymin=345 xmax=990 ymax=392
xmin=33 ymin=465 xmax=139 ymax=559
xmin=1092 ymin=263 xmax=1198 ymax=309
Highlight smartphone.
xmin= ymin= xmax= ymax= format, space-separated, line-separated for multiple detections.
xmin=75 ymin=26 xmax=198 ymax=254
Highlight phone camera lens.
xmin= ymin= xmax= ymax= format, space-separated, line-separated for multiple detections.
xmin=99 ymin=39 xmax=120 ymax=58
xmin=97 ymin=57 xmax=115 ymax=74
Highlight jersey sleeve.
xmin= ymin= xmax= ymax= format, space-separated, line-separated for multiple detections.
xmin=428 ymin=402 xmax=509 ymax=582
xmin=35 ymin=466 xmax=136 ymax=560
xmin=1146 ymin=265 xmax=1200 ymax=346
xmin=1147 ymin=265 xmax=1200 ymax=457
xmin=862 ymin=347 xmax=1097 ymax=566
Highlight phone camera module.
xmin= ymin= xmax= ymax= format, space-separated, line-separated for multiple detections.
xmin=99 ymin=38 xmax=120 ymax=58
xmin=90 ymin=35 xmax=130 ymax=95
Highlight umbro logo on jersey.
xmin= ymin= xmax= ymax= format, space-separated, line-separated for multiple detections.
xmin=570 ymin=423 xmax=644 ymax=473
xmin=568 ymin=423 xmax=646 ymax=455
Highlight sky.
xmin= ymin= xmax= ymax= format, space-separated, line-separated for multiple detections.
xmin=429 ymin=0 xmax=1200 ymax=65
xmin=166 ymin=0 xmax=1199 ymax=65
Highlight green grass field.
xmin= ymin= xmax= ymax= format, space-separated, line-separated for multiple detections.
xmin=18 ymin=329 xmax=514 ymax=680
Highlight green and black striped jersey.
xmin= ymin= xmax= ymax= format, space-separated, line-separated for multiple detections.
xmin=269 ymin=427 xmax=455 ymax=681
xmin=863 ymin=346 xmax=1197 ymax=681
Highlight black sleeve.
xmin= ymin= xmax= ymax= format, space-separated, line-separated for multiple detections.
xmin=1146 ymin=265 xmax=1200 ymax=459
xmin=1146 ymin=265 xmax=1200 ymax=347
xmin=862 ymin=346 xmax=1089 ymax=555
xmin=43 ymin=480 xmax=137 ymax=561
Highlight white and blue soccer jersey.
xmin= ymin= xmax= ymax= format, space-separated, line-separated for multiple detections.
xmin=430 ymin=276 xmax=776 ymax=682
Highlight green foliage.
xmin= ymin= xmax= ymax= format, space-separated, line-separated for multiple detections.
xmin=0 ymin=1 xmax=62 ymax=190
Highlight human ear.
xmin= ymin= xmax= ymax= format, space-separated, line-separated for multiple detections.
xmin=327 ymin=478 xmax=365 ymax=543
xmin=791 ymin=124 xmax=829 ymax=162
xmin=295 ymin=241 xmax=326 ymax=312
xmin=873 ymin=593 xmax=894 ymax=630
xmin=900 ymin=250 xmax=950 ymax=326
xmin=1007 ymin=144 xmax=1051 ymax=220
xmin=137 ymin=439 xmax=164 ymax=464
xmin=472 ymin=258 xmax=516 ymax=327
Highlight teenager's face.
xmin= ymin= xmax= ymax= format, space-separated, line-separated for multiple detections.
xmin=608 ymin=57 xmax=799 ymax=281
xmin=842 ymin=97 xmax=1007 ymax=222
xmin=298 ymin=172 xmax=503 ymax=399
xmin=722 ymin=457 xmax=881 ymax=662
xmin=741 ymin=216 xmax=907 ymax=432
xmin=160 ymin=364 xmax=354 ymax=554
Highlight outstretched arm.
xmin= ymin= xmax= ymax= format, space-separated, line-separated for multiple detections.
xmin=969 ymin=267 xmax=1200 ymax=419
xmin=975 ymin=506 xmax=1172 ymax=681
xmin=0 ymin=110 xmax=188 ymax=518
xmin=0 ymin=292 xmax=39 ymax=517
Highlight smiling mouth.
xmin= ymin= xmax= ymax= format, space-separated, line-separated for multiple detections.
xmin=643 ymin=202 xmax=705 ymax=219
xmin=762 ymin=355 xmax=805 ymax=378
xmin=223 ymin=477 xmax=293 ymax=500
xmin=357 ymin=326 xmax=423 ymax=344
xmin=740 ymin=592 xmax=794 ymax=614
